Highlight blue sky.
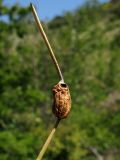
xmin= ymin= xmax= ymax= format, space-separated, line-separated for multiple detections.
xmin=3 ymin=0 xmax=109 ymax=20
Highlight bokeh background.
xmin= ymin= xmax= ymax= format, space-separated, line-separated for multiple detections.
xmin=0 ymin=0 xmax=120 ymax=159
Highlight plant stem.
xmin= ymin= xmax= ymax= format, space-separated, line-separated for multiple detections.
xmin=30 ymin=3 xmax=64 ymax=82
xmin=36 ymin=119 xmax=61 ymax=160
xmin=31 ymin=3 xmax=64 ymax=160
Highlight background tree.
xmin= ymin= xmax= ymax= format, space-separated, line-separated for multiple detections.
xmin=0 ymin=0 xmax=120 ymax=160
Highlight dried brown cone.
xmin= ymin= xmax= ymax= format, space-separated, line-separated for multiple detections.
xmin=52 ymin=82 xmax=71 ymax=119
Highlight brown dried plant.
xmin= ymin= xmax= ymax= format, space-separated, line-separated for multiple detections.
xmin=31 ymin=3 xmax=71 ymax=160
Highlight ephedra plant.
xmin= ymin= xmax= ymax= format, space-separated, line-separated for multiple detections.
xmin=31 ymin=3 xmax=71 ymax=160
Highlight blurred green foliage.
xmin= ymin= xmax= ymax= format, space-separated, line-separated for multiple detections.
xmin=0 ymin=0 xmax=120 ymax=160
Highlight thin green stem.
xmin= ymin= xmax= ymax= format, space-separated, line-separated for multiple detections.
xmin=36 ymin=119 xmax=61 ymax=160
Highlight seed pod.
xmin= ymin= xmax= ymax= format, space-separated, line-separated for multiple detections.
xmin=52 ymin=82 xmax=71 ymax=119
